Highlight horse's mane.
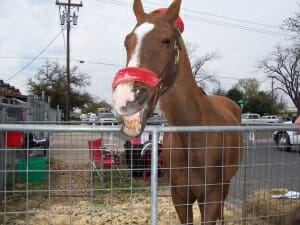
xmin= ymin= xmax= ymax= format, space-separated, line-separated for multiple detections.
xmin=198 ymin=87 xmax=207 ymax=96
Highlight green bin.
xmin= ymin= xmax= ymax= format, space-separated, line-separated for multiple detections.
xmin=16 ymin=157 xmax=47 ymax=183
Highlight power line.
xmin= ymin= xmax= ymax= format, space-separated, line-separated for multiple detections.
xmin=97 ymin=0 xmax=127 ymax=7
xmin=0 ymin=54 xmax=274 ymax=84
xmin=1 ymin=55 xmax=274 ymax=86
xmin=76 ymin=59 xmax=122 ymax=67
xmin=0 ymin=56 xmax=122 ymax=67
xmin=184 ymin=15 xmax=289 ymax=37
xmin=142 ymin=0 xmax=279 ymax=29
xmin=5 ymin=30 xmax=64 ymax=82
xmin=97 ymin=0 xmax=289 ymax=37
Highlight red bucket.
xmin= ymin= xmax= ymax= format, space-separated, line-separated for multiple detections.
xmin=5 ymin=131 xmax=24 ymax=147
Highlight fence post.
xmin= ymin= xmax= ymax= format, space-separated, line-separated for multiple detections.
xmin=150 ymin=128 xmax=159 ymax=225
xmin=0 ymin=106 xmax=5 ymax=196
xmin=242 ymin=131 xmax=250 ymax=224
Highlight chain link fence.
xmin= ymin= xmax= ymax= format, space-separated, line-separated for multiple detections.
xmin=0 ymin=95 xmax=61 ymax=210
xmin=0 ymin=124 xmax=299 ymax=225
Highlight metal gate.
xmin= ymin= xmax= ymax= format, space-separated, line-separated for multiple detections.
xmin=0 ymin=124 xmax=299 ymax=225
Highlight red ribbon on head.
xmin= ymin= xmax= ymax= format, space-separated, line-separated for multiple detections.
xmin=153 ymin=8 xmax=184 ymax=33
xmin=112 ymin=67 xmax=159 ymax=89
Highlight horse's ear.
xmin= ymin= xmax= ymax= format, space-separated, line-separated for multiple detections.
xmin=133 ymin=0 xmax=145 ymax=23
xmin=165 ymin=0 xmax=181 ymax=26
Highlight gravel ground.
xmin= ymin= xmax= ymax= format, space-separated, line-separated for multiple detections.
xmin=6 ymin=131 xmax=243 ymax=225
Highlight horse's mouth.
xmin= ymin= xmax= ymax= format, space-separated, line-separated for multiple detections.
xmin=121 ymin=109 xmax=147 ymax=137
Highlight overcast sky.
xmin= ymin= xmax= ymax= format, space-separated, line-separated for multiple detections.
xmin=0 ymin=0 xmax=298 ymax=105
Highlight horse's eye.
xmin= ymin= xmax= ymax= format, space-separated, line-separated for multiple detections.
xmin=162 ymin=39 xmax=171 ymax=45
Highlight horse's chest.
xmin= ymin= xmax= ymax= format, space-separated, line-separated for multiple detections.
xmin=161 ymin=133 xmax=226 ymax=167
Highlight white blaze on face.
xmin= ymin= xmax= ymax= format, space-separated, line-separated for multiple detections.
xmin=128 ymin=23 xmax=154 ymax=67
xmin=113 ymin=23 xmax=154 ymax=115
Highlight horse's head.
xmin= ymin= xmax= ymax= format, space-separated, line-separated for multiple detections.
xmin=112 ymin=0 xmax=183 ymax=137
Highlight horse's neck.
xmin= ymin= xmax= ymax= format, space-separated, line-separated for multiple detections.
xmin=175 ymin=39 xmax=207 ymax=96
xmin=160 ymin=45 xmax=207 ymax=125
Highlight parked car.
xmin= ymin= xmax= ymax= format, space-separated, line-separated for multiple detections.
xmin=260 ymin=115 xmax=281 ymax=123
xmin=241 ymin=113 xmax=261 ymax=125
xmin=88 ymin=113 xmax=97 ymax=124
xmin=71 ymin=113 xmax=81 ymax=121
xmin=146 ymin=114 xmax=167 ymax=125
xmin=272 ymin=121 xmax=300 ymax=151
xmin=98 ymin=112 xmax=118 ymax=125
xmin=80 ymin=113 xmax=88 ymax=123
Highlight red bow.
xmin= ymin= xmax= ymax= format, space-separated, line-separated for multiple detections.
xmin=154 ymin=8 xmax=184 ymax=33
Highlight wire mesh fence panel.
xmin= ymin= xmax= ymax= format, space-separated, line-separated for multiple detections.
xmin=0 ymin=124 xmax=299 ymax=225
xmin=232 ymin=129 xmax=300 ymax=225
xmin=0 ymin=126 xmax=153 ymax=225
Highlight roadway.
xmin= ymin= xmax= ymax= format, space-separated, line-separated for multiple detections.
xmin=230 ymin=130 xmax=300 ymax=202
xmin=49 ymin=127 xmax=300 ymax=202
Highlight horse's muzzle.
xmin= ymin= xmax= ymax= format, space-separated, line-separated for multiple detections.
xmin=120 ymin=86 xmax=149 ymax=116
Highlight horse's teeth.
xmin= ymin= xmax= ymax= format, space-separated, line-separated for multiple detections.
xmin=124 ymin=118 xmax=140 ymax=129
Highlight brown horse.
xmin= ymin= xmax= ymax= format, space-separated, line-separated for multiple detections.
xmin=112 ymin=0 xmax=243 ymax=224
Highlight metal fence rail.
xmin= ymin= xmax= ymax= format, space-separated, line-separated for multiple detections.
xmin=0 ymin=124 xmax=299 ymax=225
xmin=0 ymin=95 xmax=61 ymax=124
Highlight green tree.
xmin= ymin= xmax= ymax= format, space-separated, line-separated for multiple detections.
xmin=229 ymin=78 xmax=284 ymax=115
xmin=234 ymin=78 xmax=260 ymax=100
xmin=27 ymin=61 xmax=93 ymax=110
xmin=226 ymin=87 xmax=244 ymax=104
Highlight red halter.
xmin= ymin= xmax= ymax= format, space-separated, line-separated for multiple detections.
xmin=112 ymin=67 xmax=159 ymax=89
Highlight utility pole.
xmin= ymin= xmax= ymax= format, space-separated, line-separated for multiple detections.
xmin=56 ymin=0 xmax=82 ymax=121
xmin=271 ymin=76 xmax=274 ymax=114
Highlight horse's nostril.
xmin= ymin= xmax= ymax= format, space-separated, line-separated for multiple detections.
xmin=135 ymin=87 xmax=149 ymax=105
xmin=119 ymin=87 xmax=149 ymax=115
xmin=120 ymin=105 xmax=129 ymax=114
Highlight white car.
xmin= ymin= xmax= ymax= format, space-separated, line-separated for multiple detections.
xmin=272 ymin=121 xmax=300 ymax=151
xmin=241 ymin=113 xmax=261 ymax=125
xmin=80 ymin=114 xmax=88 ymax=123
xmin=98 ymin=113 xmax=118 ymax=125
xmin=146 ymin=114 xmax=167 ymax=125
xmin=261 ymin=115 xmax=281 ymax=123
xmin=88 ymin=113 xmax=97 ymax=124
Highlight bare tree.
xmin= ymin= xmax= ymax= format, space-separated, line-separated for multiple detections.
xmin=192 ymin=52 xmax=220 ymax=89
xmin=259 ymin=45 xmax=300 ymax=115
xmin=186 ymin=43 xmax=220 ymax=89
xmin=282 ymin=3 xmax=300 ymax=41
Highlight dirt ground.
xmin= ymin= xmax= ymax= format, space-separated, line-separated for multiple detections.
xmin=14 ymin=197 xmax=242 ymax=225
xmin=6 ymin=132 xmax=244 ymax=225
xmin=10 ymin=159 xmax=242 ymax=225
